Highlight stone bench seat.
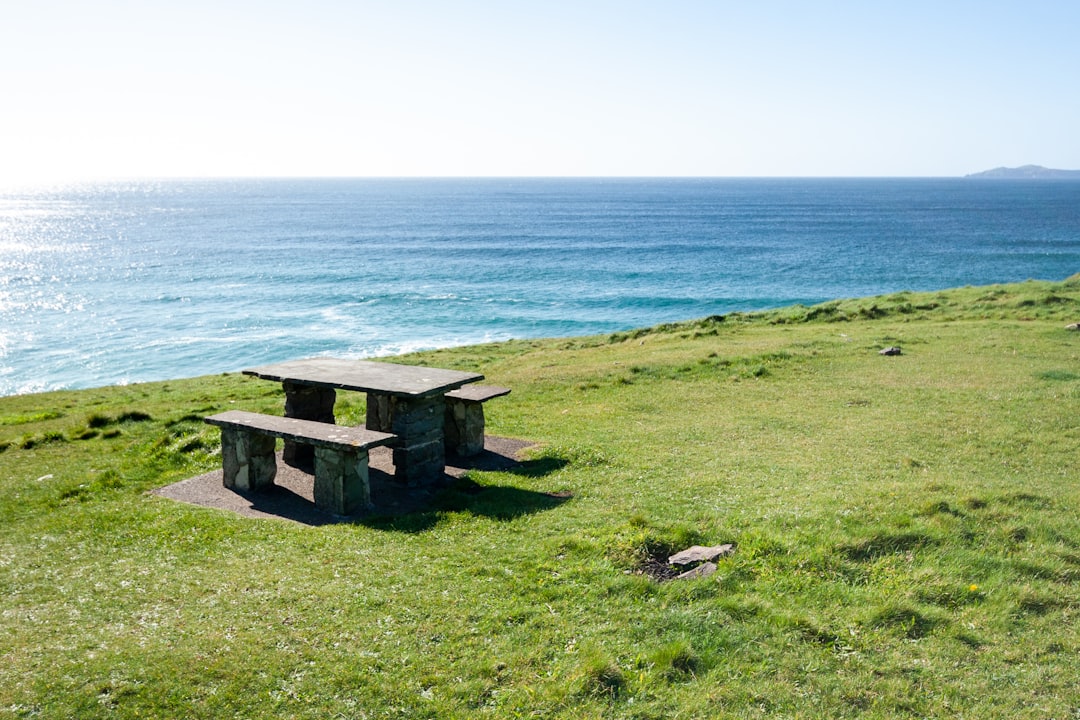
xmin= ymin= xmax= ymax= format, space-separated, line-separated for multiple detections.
xmin=443 ymin=385 xmax=511 ymax=457
xmin=204 ymin=410 xmax=397 ymax=515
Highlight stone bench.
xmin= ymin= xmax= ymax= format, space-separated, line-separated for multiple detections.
xmin=204 ymin=410 xmax=397 ymax=515
xmin=443 ymin=385 xmax=511 ymax=457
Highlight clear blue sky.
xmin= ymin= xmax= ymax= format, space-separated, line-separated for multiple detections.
xmin=2 ymin=0 xmax=1078 ymax=181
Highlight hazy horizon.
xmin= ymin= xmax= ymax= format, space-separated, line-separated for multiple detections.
xmin=6 ymin=171 xmax=1080 ymax=189
xmin=3 ymin=2 xmax=1078 ymax=183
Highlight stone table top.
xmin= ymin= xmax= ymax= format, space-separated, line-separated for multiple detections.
xmin=243 ymin=358 xmax=484 ymax=399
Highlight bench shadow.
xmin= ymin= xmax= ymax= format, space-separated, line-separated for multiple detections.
xmin=237 ymin=484 xmax=342 ymax=527
xmin=226 ymin=438 xmax=571 ymax=530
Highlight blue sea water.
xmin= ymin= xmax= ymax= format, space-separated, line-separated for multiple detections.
xmin=1 ymin=177 xmax=1078 ymax=396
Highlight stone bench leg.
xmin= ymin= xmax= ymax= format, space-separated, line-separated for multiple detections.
xmin=444 ymin=398 xmax=486 ymax=457
xmin=282 ymin=381 xmax=336 ymax=467
xmin=313 ymin=447 xmax=372 ymax=515
xmin=220 ymin=427 xmax=277 ymax=491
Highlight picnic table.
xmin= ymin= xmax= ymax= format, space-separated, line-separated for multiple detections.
xmin=243 ymin=358 xmax=483 ymax=485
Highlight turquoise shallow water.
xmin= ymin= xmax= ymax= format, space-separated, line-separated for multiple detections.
xmin=1 ymin=177 xmax=1078 ymax=396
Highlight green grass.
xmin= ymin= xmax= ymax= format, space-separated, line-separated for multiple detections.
xmin=1 ymin=277 xmax=1079 ymax=718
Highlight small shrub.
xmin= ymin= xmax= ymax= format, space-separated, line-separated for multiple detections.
xmin=573 ymin=647 xmax=624 ymax=699
xmin=56 ymin=483 xmax=92 ymax=502
xmin=649 ymin=640 xmax=702 ymax=680
xmin=93 ymin=470 xmax=124 ymax=490
xmin=915 ymin=500 xmax=961 ymax=517
xmin=1007 ymin=526 xmax=1030 ymax=543
xmin=53 ymin=469 xmax=127 ymax=505
xmin=1037 ymin=370 xmax=1080 ymax=382
xmin=540 ymin=444 xmax=611 ymax=468
xmin=785 ymin=616 xmax=841 ymax=646
xmin=178 ymin=437 xmax=209 ymax=453
xmin=837 ymin=531 xmax=937 ymax=562
xmin=737 ymin=364 xmax=769 ymax=379
xmin=916 ymin=580 xmax=986 ymax=609
xmin=165 ymin=413 xmax=207 ymax=427
xmin=1014 ymin=591 xmax=1068 ymax=617
xmin=1003 ymin=492 xmax=1053 ymax=509
xmin=804 ymin=303 xmax=843 ymax=322
xmin=18 ymin=432 xmax=67 ymax=450
xmin=867 ymin=604 xmax=941 ymax=639
xmin=117 ymin=411 xmax=153 ymax=423
xmin=88 ymin=410 xmax=153 ymax=428
xmin=87 ymin=413 xmax=113 ymax=428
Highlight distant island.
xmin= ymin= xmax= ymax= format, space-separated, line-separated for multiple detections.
xmin=965 ymin=164 xmax=1080 ymax=179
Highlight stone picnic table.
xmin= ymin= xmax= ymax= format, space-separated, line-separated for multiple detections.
xmin=243 ymin=358 xmax=483 ymax=485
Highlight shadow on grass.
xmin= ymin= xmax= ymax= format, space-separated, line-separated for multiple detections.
xmin=867 ymin=604 xmax=943 ymax=639
xmin=358 ymin=450 xmax=572 ymax=533
xmin=359 ymin=477 xmax=572 ymax=533
xmin=452 ymin=448 xmax=570 ymax=479
xmin=836 ymin=531 xmax=938 ymax=562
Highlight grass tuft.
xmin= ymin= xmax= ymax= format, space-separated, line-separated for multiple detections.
xmin=867 ymin=604 xmax=942 ymax=639
xmin=571 ymin=646 xmax=625 ymax=699
xmin=837 ymin=531 xmax=938 ymax=562
xmin=648 ymin=639 xmax=703 ymax=680
xmin=0 ymin=410 xmax=63 ymax=426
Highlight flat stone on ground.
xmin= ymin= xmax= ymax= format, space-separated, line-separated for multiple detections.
xmin=676 ymin=562 xmax=718 ymax=580
xmin=668 ymin=544 xmax=735 ymax=566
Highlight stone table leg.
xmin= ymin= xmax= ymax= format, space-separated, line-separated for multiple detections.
xmin=365 ymin=392 xmax=393 ymax=432
xmin=282 ymin=381 xmax=336 ymax=467
xmin=388 ymin=395 xmax=447 ymax=486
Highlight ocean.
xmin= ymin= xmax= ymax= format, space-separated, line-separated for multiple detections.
xmin=2 ymin=177 xmax=1078 ymax=396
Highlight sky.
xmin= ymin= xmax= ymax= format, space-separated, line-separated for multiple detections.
xmin=2 ymin=1 xmax=1078 ymax=181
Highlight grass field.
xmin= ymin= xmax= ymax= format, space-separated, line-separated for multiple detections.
xmin=1 ymin=277 xmax=1078 ymax=718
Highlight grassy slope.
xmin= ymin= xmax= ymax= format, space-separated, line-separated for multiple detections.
xmin=1 ymin=277 xmax=1078 ymax=719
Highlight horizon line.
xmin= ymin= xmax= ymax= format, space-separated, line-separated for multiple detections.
xmin=6 ymin=169 xmax=1080 ymax=188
